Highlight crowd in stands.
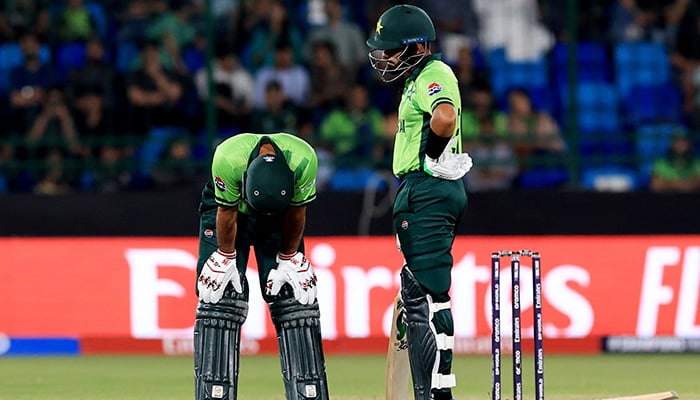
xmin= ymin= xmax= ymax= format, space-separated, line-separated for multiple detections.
xmin=0 ymin=0 xmax=700 ymax=194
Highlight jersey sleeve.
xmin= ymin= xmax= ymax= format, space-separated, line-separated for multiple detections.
xmin=290 ymin=148 xmax=318 ymax=207
xmin=211 ymin=145 xmax=244 ymax=208
xmin=414 ymin=65 xmax=458 ymax=114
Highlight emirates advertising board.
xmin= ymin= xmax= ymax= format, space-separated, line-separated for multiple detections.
xmin=0 ymin=236 xmax=699 ymax=356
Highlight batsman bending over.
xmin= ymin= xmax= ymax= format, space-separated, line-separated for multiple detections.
xmin=194 ymin=133 xmax=329 ymax=400
xmin=367 ymin=5 xmax=472 ymax=400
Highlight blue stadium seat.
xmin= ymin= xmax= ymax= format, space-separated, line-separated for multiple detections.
xmin=116 ymin=42 xmax=139 ymax=71
xmin=57 ymin=42 xmax=88 ymax=70
xmin=136 ymin=126 xmax=190 ymax=175
xmin=85 ymin=1 xmax=109 ymax=39
xmin=328 ymin=168 xmax=387 ymax=191
xmin=552 ymin=42 xmax=609 ymax=85
xmin=491 ymin=56 xmax=548 ymax=98
xmin=517 ymin=168 xmax=569 ymax=189
xmin=614 ymin=42 xmax=670 ymax=98
xmin=623 ymin=83 xmax=682 ymax=127
xmin=581 ymin=166 xmax=638 ymax=191
xmin=183 ymin=46 xmax=205 ymax=73
xmin=0 ymin=42 xmax=23 ymax=70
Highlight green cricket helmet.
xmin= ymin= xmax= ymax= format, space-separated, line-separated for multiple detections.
xmin=367 ymin=4 xmax=436 ymax=82
xmin=243 ymin=153 xmax=295 ymax=215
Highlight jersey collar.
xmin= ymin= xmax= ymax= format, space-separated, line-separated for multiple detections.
xmin=406 ymin=53 xmax=442 ymax=83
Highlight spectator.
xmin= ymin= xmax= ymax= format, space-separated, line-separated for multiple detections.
xmin=9 ymin=32 xmax=53 ymax=137
xmin=452 ymin=45 xmax=489 ymax=110
xmin=57 ymin=0 xmax=96 ymax=43
xmin=305 ymin=0 xmax=366 ymax=79
xmin=318 ymin=84 xmax=385 ymax=168
xmin=66 ymin=37 xmax=115 ymax=139
xmin=118 ymin=0 xmax=168 ymax=42
xmin=26 ymin=87 xmax=82 ymax=151
xmin=650 ymin=131 xmax=700 ymax=192
xmin=33 ymin=148 xmax=77 ymax=195
xmin=506 ymin=88 xmax=567 ymax=159
xmin=194 ymin=42 xmax=254 ymax=130
xmin=146 ymin=1 xmax=197 ymax=73
xmin=307 ymin=40 xmax=349 ymax=117
xmin=608 ymin=0 xmax=680 ymax=44
xmin=126 ymin=39 xmax=184 ymax=135
xmin=253 ymin=40 xmax=310 ymax=109
xmin=461 ymin=82 xmax=508 ymax=143
xmin=88 ymin=145 xmax=134 ymax=193
xmin=413 ymin=0 xmax=480 ymax=63
xmin=246 ymin=0 xmax=304 ymax=73
xmin=462 ymin=86 xmax=518 ymax=192
xmin=151 ymin=136 xmax=203 ymax=189
xmin=0 ymin=0 xmax=50 ymax=43
xmin=249 ymin=80 xmax=299 ymax=134
xmin=670 ymin=0 xmax=700 ymax=126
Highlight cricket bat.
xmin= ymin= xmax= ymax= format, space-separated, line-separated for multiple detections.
xmin=385 ymin=294 xmax=411 ymax=400
xmin=600 ymin=391 xmax=678 ymax=400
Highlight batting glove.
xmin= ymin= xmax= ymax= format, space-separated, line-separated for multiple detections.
xmin=266 ymin=252 xmax=318 ymax=305
xmin=423 ymin=136 xmax=473 ymax=180
xmin=198 ymin=249 xmax=242 ymax=304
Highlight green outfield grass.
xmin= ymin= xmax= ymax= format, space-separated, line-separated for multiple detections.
xmin=0 ymin=353 xmax=698 ymax=400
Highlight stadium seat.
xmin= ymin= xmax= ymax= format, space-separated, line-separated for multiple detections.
xmin=328 ymin=168 xmax=387 ymax=191
xmin=516 ymin=168 xmax=569 ymax=189
xmin=116 ymin=42 xmax=139 ymax=71
xmin=614 ymin=42 xmax=670 ymax=98
xmin=85 ymin=1 xmax=109 ymax=39
xmin=491 ymin=56 xmax=549 ymax=98
xmin=56 ymin=42 xmax=88 ymax=71
xmin=551 ymin=42 xmax=610 ymax=85
xmin=183 ymin=46 xmax=205 ymax=73
xmin=581 ymin=166 xmax=638 ymax=191
xmin=623 ymin=83 xmax=682 ymax=127
xmin=0 ymin=42 xmax=23 ymax=70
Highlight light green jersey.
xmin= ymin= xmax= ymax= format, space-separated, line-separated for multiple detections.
xmin=211 ymin=133 xmax=318 ymax=213
xmin=393 ymin=54 xmax=462 ymax=178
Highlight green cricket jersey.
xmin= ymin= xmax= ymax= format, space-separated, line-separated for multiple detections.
xmin=211 ymin=133 xmax=318 ymax=214
xmin=393 ymin=54 xmax=462 ymax=178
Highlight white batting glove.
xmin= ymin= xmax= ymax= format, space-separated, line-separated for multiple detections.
xmin=198 ymin=249 xmax=242 ymax=304
xmin=266 ymin=252 xmax=318 ymax=305
xmin=424 ymin=136 xmax=473 ymax=180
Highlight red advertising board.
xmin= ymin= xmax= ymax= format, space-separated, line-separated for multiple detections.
xmin=1 ymin=236 xmax=698 ymax=350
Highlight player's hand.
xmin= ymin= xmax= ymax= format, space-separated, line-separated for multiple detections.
xmin=424 ymin=136 xmax=473 ymax=180
xmin=266 ymin=252 xmax=318 ymax=305
xmin=198 ymin=249 xmax=242 ymax=303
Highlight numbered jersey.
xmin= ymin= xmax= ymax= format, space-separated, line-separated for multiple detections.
xmin=393 ymin=54 xmax=462 ymax=178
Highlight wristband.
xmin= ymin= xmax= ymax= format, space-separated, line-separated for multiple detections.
xmin=278 ymin=251 xmax=298 ymax=260
xmin=425 ymin=129 xmax=451 ymax=159
xmin=217 ymin=249 xmax=237 ymax=258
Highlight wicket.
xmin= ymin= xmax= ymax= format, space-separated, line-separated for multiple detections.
xmin=491 ymin=250 xmax=544 ymax=400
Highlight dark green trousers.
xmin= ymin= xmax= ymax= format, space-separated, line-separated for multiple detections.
xmin=393 ymin=172 xmax=467 ymax=298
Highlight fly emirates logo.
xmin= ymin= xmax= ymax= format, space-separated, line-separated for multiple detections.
xmin=123 ymin=244 xmax=700 ymax=339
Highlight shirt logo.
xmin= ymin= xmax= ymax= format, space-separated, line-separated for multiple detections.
xmin=427 ymin=82 xmax=443 ymax=96
xmin=214 ymin=176 xmax=227 ymax=192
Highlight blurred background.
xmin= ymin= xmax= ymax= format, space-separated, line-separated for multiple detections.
xmin=1 ymin=0 xmax=700 ymax=236
xmin=0 ymin=0 xmax=698 ymax=368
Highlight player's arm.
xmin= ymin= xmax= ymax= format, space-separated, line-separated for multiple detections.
xmin=425 ymin=103 xmax=456 ymax=158
xmin=216 ymin=205 xmax=238 ymax=253
xmin=280 ymin=205 xmax=306 ymax=256
xmin=430 ymin=103 xmax=457 ymax=138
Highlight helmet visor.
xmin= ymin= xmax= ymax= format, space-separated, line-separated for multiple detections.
xmin=368 ymin=46 xmax=426 ymax=83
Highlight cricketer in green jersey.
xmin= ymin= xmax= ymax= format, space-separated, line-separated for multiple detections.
xmin=368 ymin=4 xmax=472 ymax=400
xmin=193 ymin=133 xmax=330 ymax=400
